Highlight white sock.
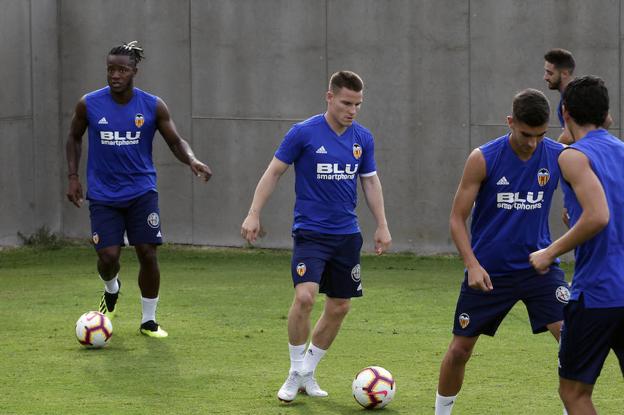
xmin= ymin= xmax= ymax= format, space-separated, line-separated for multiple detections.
xmin=302 ymin=343 xmax=326 ymax=374
xmin=100 ymin=274 xmax=119 ymax=294
xmin=563 ymin=407 xmax=568 ymax=415
xmin=435 ymin=391 xmax=457 ymax=415
xmin=288 ymin=343 xmax=306 ymax=373
xmin=141 ymin=296 xmax=159 ymax=324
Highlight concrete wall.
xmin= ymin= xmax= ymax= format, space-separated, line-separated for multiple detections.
xmin=1 ymin=0 xmax=621 ymax=253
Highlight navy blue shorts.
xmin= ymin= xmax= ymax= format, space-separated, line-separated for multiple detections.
xmin=452 ymin=267 xmax=568 ymax=337
xmin=291 ymin=229 xmax=363 ymax=299
xmin=88 ymin=190 xmax=163 ymax=251
xmin=559 ymin=295 xmax=624 ymax=384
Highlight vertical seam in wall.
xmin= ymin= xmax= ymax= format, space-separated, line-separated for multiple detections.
xmin=325 ymin=0 xmax=329 ymax=85
xmin=29 ymin=0 xmax=36 ymax=230
xmin=189 ymin=0 xmax=195 ymax=244
xmin=468 ymin=0 xmax=472 ymax=151
xmin=58 ymin=0 xmax=64 ymax=235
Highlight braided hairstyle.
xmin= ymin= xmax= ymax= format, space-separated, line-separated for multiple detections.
xmin=108 ymin=41 xmax=145 ymax=66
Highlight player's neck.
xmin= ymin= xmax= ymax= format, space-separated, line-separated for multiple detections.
xmin=324 ymin=112 xmax=348 ymax=136
xmin=110 ymin=87 xmax=134 ymax=105
xmin=569 ymin=124 xmax=601 ymax=142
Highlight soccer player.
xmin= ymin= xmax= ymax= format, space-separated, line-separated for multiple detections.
xmin=544 ymin=48 xmax=576 ymax=144
xmin=240 ymin=71 xmax=392 ymax=402
xmin=65 ymin=41 xmax=212 ymax=338
xmin=530 ymin=76 xmax=624 ymax=415
xmin=435 ymin=89 xmax=569 ymax=415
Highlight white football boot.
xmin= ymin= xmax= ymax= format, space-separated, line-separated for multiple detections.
xmin=277 ymin=371 xmax=301 ymax=402
xmin=300 ymin=371 xmax=328 ymax=397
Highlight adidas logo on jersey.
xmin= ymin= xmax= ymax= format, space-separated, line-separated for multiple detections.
xmin=316 ymin=146 xmax=328 ymax=154
xmin=98 ymin=117 xmax=108 ymax=125
xmin=496 ymin=176 xmax=510 ymax=185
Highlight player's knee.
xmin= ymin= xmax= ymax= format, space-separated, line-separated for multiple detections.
xmin=97 ymin=250 xmax=120 ymax=269
xmin=327 ymin=300 xmax=351 ymax=319
xmin=447 ymin=342 xmax=473 ymax=364
xmin=293 ymin=290 xmax=316 ymax=313
xmin=136 ymin=245 xmax=158 ymax=265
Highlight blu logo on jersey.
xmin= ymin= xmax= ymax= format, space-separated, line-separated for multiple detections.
xmin=100 ymin=131 xmax=141 ymax=146
xmin=316 ymin=163 xmax=359 ymax=180
xmin=497 ymin=191 xmax=544 ymax=210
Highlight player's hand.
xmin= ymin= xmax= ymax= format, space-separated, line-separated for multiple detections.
xmin=562 ymin=208 xmax=570 ymax=228
xmin=467 ymin=264 xmax=493 ymax=292
xmin=190 ymin=158 xmax=212 ymax=182
xmin=241 ymin=214 xmax=261 ymax=243
xmin=374 ymin=225 xmax=392 ymax=255
xmin=66 ymin=177 xmax=84 ymax=208
xmin=529 ymin=248 xmax=554 ymax=275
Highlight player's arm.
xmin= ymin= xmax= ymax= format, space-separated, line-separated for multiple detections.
xmin=450 ymin=148 xmax=493 ymax=291
xmin=360 ymin=174 xmax=391 ymax=255
xmin=65 ymin=97 xmax=88 ymax=208
xmin=241 ymin=157 xmax=290 ymax=243
xmin=530 ymin=149 xmax=609 ymax=273
xmin=155 ymin=97 xmax=212 ymax=181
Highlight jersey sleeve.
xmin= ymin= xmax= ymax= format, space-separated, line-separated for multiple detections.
xmin=359 ymin=132 xmax=377 ymax=176
xmin=274 ymin=125 xmax=303 ymax=165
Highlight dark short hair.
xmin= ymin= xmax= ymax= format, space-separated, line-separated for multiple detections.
xmin=544 ymin=48 xmax=575 ymax=73
xmin=329 ymin=71 xmax=364 ymax=93
xmin=512 ymin=89 xmax=550 ymax=126
xmin=562 ymin=75 xmax=609 ymax=127
xmin=109 ymin=41 xmax=145 ymax=66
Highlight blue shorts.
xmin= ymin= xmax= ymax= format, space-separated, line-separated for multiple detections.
xmin=452 ymin=267 xmax=568 ymax=337
xmin=88 ymin=190 xmax=163 ymax=251
xmin=291 ymin=229 xmax=363 ymax=299
xmin=559 ymin=295 xmax=624 ymax=384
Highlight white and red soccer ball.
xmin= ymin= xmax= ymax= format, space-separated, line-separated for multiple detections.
xmin=352 ymin=366 xmax=396 ymax=409
xmin=75 ymin=311 xmax=113 ymax=348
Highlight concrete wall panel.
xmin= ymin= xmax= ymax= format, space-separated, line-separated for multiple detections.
xmin=190 ymin=0 xmax=326 ymax=118
xmin=0 ymin=120 xmax=35 ymax=244
xmin=471 ymin=0 xmax=619 ymax=128
xmin=191 ymin=118 xmax=297 ymax=247
xmin=327 ymin=0 xmax=470 ymax=253
xmin=0 ymin=0 xmax=31 ymax=118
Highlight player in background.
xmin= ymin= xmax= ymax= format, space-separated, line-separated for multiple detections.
xmin=544 ymin=48 xmax=576 ymax=144
xmin=241 ymin=71 xmax=391 ymax=402
xmin=530 ymin=76 xmax=624 ymax=415
xmin=66 ymin=41 xmax=212 ymax=338
xmin=435 ymin=89 xmax=569 ymax=415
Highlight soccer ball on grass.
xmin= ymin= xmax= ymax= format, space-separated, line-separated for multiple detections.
xmin=352 ymin=366 xmax=395 ymax=409
xmin=75 ymin=311 xmax=113 ymax=348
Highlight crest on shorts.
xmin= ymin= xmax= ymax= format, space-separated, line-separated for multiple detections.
xmin=135 ymin=113 xmax=144 ymax=128
xmin=351 ymin=264 xmax=361 ymax=282
xmin=353 ymin=143 xmax=362 ymax=159
xmin=458 ymin=313 xmax=470 ymax=329
xmin=147 ymin=212 xmax=160 ymax=228
xmin=296 ymin=263 xmax=306 ymax=277
xmin=537 ymin=168 xmax=550 ymax=186
xmin=556 ymin=285 xmax=570 ymax=304
xmin=92 ymin=232 xmax=99 ymax=245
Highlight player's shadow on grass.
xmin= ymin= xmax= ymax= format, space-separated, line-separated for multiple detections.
xmin=281 ymin=397 xmax=401 ymax=414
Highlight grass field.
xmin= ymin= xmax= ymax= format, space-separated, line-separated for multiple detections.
xmin=1 ymin=245 xmax=622 ymax=414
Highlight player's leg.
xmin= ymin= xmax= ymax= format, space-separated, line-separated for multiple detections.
xmin=278 ymin=230 xmax=330 ymax=402
xmin=300 ymin=232 xmax=362 ymax=397
xmin=559 ymin=379 xmax=595 ymax=415
xmin=125 ymin=191 xmax=165 ymax=337
xmin=436 ymin=273 xmax=516 ymax=415
xmin=522 ymin=267 xmax=568 ymax=341
xmin=90 ymin=201 xmax=125 ymax=317
xmin=436 ymin=334 xmax=479 ymax=414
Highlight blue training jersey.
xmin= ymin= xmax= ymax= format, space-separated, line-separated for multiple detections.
xmin=85 ymin=87 xmax=158 ymax=201
xmin=561 ymin=129 xmax=624 ymax=308
xmin=471 ymin=135 xmax=563 ymax=276
xmin=557 ymin=97 xmax=565 ymax=127
xmin=274 ymin=114 xmax=377 ymax=234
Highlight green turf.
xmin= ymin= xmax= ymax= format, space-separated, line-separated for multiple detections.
xmin=0 ymin=246 xmax=621 ymax=414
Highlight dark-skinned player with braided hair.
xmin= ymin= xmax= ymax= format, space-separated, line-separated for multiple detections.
xmin=66 ymin=41 xmax=212 ymax=337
